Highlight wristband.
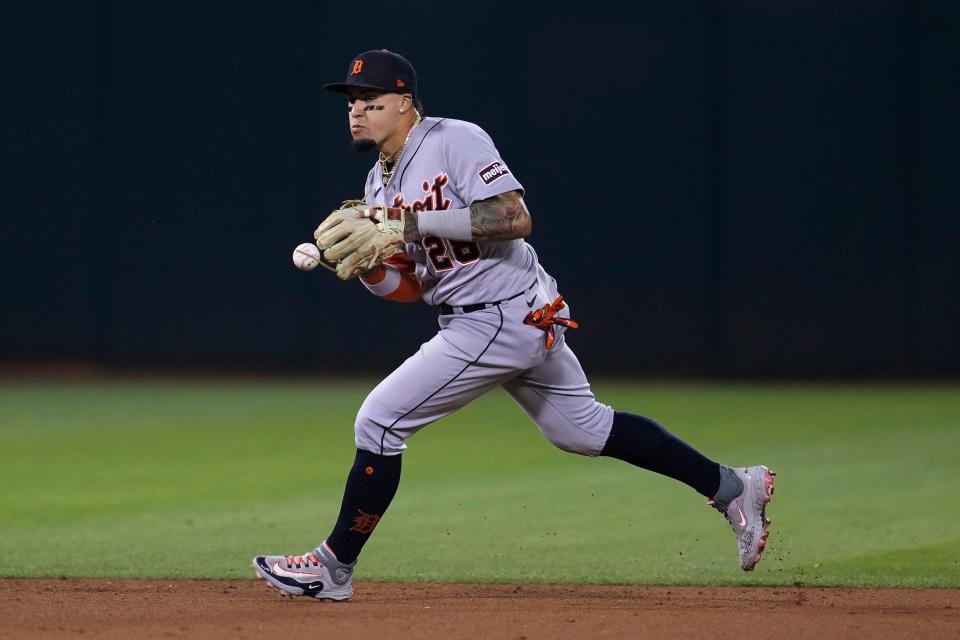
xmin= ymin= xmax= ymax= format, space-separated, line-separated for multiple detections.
xmin=361 ymin=265 xmax=402 ymax=296
xmin=416 ymin=207 xmax=472 ymax=241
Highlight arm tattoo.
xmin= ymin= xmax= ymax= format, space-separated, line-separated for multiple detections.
xmin=403 ymin=210 xmax=421 ymax=243
xmin=401 ymin=191 xmax=531 ymax=243
xmin=469 ymin=191 xmax=531 ymax=241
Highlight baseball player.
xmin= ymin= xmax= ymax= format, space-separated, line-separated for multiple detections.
xmin=253 ymin=50 xmax=775 ymax=601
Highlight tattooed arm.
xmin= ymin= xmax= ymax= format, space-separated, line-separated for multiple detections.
xmin=467 ymin=190 xmax=532 ymax=240
xmin=403 ymin=190 xmax=532 ymax=243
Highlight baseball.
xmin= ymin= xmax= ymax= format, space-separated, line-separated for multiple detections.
xmin=292 ymin=243 xmax=322 ymax=271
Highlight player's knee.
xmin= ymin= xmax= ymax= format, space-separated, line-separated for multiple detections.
xmin=537 ymin=403 xmax=614 ymax=457
xmin=354 ymin=396 xmax=407 ymax=456
xmin=545 ymin=432 xmax=602 ymax=456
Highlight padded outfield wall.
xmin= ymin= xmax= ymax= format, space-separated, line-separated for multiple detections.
xmin=3 ymin=1 xmax=958 ymax=376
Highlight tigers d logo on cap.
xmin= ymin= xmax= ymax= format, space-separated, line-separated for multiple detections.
xmin=325 ymin=49 xmax=418 ymax=97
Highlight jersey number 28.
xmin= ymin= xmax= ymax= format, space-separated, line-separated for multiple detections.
xmin=422 ymin=236 xmax=480 ymax=271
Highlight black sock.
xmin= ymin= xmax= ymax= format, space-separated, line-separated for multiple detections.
xmin=600 ymin=412 xmax=721 ymax=498
xmin=325 ymin=448 xmax=402 ymax=564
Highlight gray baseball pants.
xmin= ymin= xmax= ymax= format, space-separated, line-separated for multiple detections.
xmin=354 ymin=281 xmax=615 ymax=456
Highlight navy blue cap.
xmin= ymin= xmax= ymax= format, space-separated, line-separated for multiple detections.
xmin=324 ymin=50 xmax=417 ymax=97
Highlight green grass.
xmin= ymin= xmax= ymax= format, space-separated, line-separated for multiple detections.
xmin=1 ymin=379 xmax=958 ymax=587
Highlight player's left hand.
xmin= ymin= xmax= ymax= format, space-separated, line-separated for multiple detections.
xmin=317 ymin=217 xmax=378 ymax=260
xmin=314 ymin=201 xmax=405 ymax=280
xmin=313 ymin=200 xmax=379 ymax=248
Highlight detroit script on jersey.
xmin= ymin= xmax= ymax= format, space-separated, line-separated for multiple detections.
xmin=364 ymin=118 xmax=541 ymax=307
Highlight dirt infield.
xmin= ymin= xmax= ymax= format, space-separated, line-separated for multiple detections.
xmin=1 ymin=580 xmax=957 ymax=639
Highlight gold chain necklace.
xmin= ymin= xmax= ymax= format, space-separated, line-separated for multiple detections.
xmin=380 ymin=114 xmax=421 ymax=187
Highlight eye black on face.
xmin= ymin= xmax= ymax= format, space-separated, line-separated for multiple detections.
xmin=347 ymin=92 xmax=385 ymax=107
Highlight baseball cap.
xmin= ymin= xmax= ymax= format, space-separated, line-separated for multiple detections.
xmin=324 ymin=49 xmax=417 ymax=97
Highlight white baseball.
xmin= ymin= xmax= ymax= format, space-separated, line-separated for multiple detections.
xmin=292 ymin=243 xmax=322 ymax=271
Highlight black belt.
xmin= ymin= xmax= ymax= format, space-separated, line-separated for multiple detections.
xmin=438 ymin=282 xmax=534 ymax=315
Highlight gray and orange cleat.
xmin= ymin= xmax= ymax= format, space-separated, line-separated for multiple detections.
xmin=252 ymin=541 xmax=354 ymax=601
xmin=709 ymin=465 xmax=776 ymax=571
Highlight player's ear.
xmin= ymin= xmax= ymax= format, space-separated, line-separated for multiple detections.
xmin=399 ymin=94 xmax=412 ymax=113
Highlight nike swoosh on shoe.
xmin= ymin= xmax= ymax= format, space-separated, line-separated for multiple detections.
xmin=271 ymin=562 xmax=321 ymax=580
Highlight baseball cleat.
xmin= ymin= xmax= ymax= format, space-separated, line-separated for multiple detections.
xmin=252 ymin=541 xmax=354 ymax=601
xmin=709 ymin=465 xmax=776 ymax=571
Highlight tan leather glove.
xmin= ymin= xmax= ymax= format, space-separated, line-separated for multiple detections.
xmin=314 ymin=200 xmax=405 ymax=280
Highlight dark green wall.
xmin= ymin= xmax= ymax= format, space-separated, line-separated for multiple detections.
xmin=3 ymin=1 xmax=957 ymax=376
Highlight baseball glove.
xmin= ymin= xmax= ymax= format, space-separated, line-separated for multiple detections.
xmin=314 ymin=199 xmax=406 ymax=280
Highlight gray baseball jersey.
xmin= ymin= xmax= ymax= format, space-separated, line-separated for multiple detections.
xmin=355 ymin=116 xmax=614 ymax=457
xmin=364 ymin=117 xmax=537 ymax=307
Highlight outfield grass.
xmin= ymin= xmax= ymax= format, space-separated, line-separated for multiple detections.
xmin=0 ymin=379 xmax=957 ymax=587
